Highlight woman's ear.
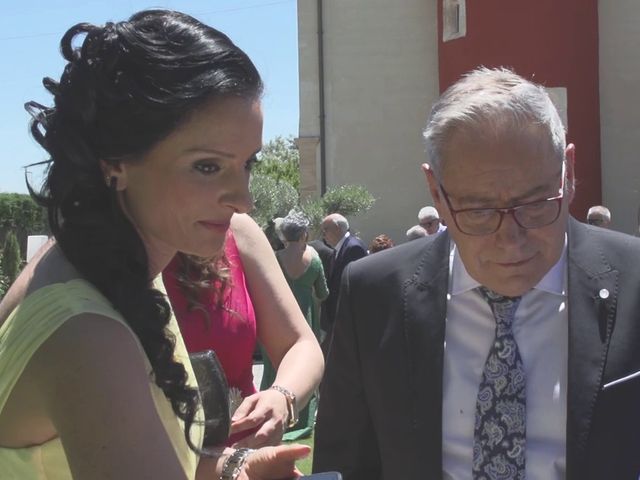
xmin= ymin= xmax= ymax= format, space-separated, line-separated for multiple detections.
xmin=100 ymin=160 xmax=128 ymax=190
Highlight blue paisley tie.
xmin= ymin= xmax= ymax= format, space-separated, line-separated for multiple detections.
xmin=472 ymin=287 xmax=526 ymax=480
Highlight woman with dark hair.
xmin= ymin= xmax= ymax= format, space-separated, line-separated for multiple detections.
xmin=0 ymin=9 xmax=311 ymax=479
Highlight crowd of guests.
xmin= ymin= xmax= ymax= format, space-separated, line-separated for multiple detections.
xmin=0 ymin=8 xmax=637 ymax=480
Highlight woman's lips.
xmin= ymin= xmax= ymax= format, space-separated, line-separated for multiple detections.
xmin=198 ymin=220 xmax=230 ymax=232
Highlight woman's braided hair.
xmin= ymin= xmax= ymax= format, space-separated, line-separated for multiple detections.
xmin=25 ymin=9 xmax=263 ymax=452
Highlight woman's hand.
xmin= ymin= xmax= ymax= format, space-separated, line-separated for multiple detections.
xmin=230 ymin=389 xmax=289 ymax=448
xmin=239 ymin=444 xmax=310 ymax=480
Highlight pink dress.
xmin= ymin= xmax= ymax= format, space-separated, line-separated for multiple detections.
xmin=163 ymin=230 xmax=258 ymax=398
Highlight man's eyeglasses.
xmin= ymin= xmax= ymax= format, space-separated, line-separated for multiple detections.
xmin=438 ymin=163 xmax=566 ymax=236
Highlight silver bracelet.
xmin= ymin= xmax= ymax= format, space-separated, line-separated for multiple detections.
xmin=220 ymin=447 xmax=254 ymax=480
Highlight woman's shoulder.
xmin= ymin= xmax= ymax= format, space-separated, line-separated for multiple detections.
xmin=306 ymin=247 xmax=322 ymax=267
xmin=1 ymin=277 xmax=144 ymax=382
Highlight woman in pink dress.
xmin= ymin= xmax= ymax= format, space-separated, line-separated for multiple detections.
xmin=163 ymin=213 xmax=323 ymax=448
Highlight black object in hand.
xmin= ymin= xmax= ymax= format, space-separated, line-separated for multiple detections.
xmin=189 ymin=350 xmax=231 ymax=446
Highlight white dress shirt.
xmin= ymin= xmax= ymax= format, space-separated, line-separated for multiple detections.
xmin=442 ymin=242 xmax=568 ymax=480
xmin=333 ymin=231 xmax=351 ymax=256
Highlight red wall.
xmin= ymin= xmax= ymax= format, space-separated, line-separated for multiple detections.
xmin=438 ymin=0 xmax=600 ymax=220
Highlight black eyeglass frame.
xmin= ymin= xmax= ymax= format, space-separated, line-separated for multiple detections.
xmin=438 ymin=162 xmax=566 ymax=236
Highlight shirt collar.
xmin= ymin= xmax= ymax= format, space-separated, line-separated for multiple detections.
xmin=334 ymin=231 xmax=351 ymax=255
xmin=450 ymin=235 xmax=567 ymax=296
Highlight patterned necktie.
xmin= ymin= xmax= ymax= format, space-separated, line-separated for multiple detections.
xmin=472 ymin=287 xmax=526 ymax=480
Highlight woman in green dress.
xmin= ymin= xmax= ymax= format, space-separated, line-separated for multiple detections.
xmin=260 ymin=211 xmax=329 ymax=439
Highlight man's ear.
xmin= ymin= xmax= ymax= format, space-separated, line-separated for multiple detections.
xmin=421 ymin=163 xmax=443 ymax=207
xmin=99 ymin=160 xmax=128 ymax=191
xmin=565 ymin=143 xmax=576 ymax=202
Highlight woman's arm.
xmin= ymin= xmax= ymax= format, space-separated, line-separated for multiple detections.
xmin=29 ymin=311 xmax=310 ymax=479
xmin=229 ymin=214 xmax=324 ymax=447
xmin=30 ymin=313 xmax=191 ymax=479
xmin=311 ymin=250 xmax=330 ymax=302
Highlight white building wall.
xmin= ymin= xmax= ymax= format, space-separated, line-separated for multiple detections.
xmin=299 ymin=0 xmax=440 ymax=245
xmin=599 ymin=0 xmax=640 ymax=234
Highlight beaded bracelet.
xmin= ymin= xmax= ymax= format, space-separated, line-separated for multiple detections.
xmin=270 ymin=384 xmax=298 ymax=428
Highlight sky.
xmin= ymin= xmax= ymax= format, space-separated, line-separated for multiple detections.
xmin=0 ymin=0 xmax=299 ymax=193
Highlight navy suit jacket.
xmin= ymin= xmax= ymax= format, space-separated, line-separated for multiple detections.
xmin=314 ymin=218 xmax=640 ymax=479
xmin=322 ymin=234 xmax=368 ymax=332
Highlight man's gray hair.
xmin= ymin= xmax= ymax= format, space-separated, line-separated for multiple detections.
xmin=328 ymin=213 xmax=350 ymax=235
xmin=418 ymin=206 xmax=439 ymax=222
xmin=423 ymin=67 xmax=566 ymax=179
xmin=406 ymin=225 xmax=428 ymax=241
xmin=280 ymin=210 xmax=310 ymax=242
xmin=587 ymin=205 xmax=611 ymax=222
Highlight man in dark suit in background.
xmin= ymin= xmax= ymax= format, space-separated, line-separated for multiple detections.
xmin=314 ymin=67 xmax=640 ymax=479
xmin=308 ymin=237 xmax=335 ymax=341
xmin=308 ymin=238 xmax=335 ymax=284
xmin=319 ymin=213 xmax=367 ymax=352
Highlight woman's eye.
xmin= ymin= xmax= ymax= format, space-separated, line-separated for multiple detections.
xmin=194 ymin=162 xmax=220 ymax=175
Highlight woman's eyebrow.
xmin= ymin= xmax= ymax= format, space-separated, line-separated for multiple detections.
xmin=182 ymin=147 xmax=234 ymax=158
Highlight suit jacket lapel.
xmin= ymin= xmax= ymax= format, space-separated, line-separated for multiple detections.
xmin=403 ymin=232 xmax=450 ymax=474
xmin=566 ymin=218 xmax=619 ymax=478
xmin=331 ymin=237 xmax=348 ymax=281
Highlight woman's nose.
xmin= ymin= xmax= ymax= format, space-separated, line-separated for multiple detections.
xmin=223 ymin=170 xmax=253 ymax=214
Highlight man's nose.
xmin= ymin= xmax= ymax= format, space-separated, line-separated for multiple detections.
xmin=496 ymin=211 xmax=527 ymax=245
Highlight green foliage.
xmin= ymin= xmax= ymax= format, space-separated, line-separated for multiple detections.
xmin=300 ymin=185 xmax=376 ymax=235
xmin=299 ymin=197 xmax=326 ymax=237
xmin=249 ymin=136 xmax=375 ymax=240
xmin=320 ymin=184 xmax=376 ymax=217
xmin=1 ymin=231 xmax=22 ymax=285
xmin=0 ymin=252 xmax=8 ymax=299
xmin=249 ymin=173 xmax=299 ymax=230
xmin=255 ymin=136 xmax=300 ymax=191
xmin=0 ymin=193 xmax=47 ymax=232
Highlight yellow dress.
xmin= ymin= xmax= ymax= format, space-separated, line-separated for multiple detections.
xmin=0 ymin=278 xmax=204 ymax=479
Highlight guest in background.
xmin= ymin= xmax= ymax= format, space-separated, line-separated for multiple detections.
xmin=418 ymin=205 xmax=445 ymax=235
xmin=368 ymin=234 xmax=395 ymax=253
xmin=586 ymin=205 xmax=612 ymax=228
xmin=320 ymin=213 xmax=367 ymax=353
xmin=261 ymin=210 xmax=329 ymax=440
xmin=406 ymin=224 xmax=428 ymax=241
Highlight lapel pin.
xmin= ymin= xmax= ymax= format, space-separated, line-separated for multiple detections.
xmin=598 ymin=288 xmax=610 ymax=300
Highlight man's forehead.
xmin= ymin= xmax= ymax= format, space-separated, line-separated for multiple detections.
xmin=441 ymin=159 xmax=563 ymax=206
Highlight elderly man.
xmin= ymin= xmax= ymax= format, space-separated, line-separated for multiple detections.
xmin=418 ymin=205 xmax=445 ymax=234
xmin=319 ymin=213 xmax=367 ymax=347
xmin=314 ymin=68 xmax=640 ymax=480
xmin=586 ymin=205 xmax=612 ymax=228
xmin=406 ymin=224 xmax=428 ymax=241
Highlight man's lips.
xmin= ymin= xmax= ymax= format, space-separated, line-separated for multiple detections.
xmin=495 ymin=255 xmax=535 ymax=267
